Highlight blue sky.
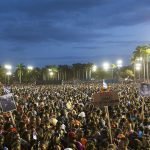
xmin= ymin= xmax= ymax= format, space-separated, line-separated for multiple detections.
xmin=0 ymin=0 xmax=150 ymax=67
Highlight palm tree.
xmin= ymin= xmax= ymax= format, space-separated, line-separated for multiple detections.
xmin=72 ymin=63 xmax=79 ymax=79
xmin=30 ymin=67 xmax=42 ymax=83
xmin=111 ymin=64 xmax=117 ymax=79
xmin=137 ymin=45 xmax=150 ymax=82
xmin=41 ymin=67 xmax=47 ymax=81
xmin=49 ymin=65 xmax=58 ymax=80
xmin=16 ymin=63 xmax=25 ymax=84
xmin=144 ymin=47 xmax=150 ymax=82
xmin=131 ymin=45 xmax=150 ymax=82
xmin=86 ymin=63 xmax=93 ymax=80
xmin=82 ymin=64 xmax=88 ymax=80
xmin=131 ymin=46 xmax=143 ymax=81
xmin=58 ymin=65 xmax=70 ymax=81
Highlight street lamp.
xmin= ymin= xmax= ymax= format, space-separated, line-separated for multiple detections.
xmin=116 ymin=60 xmax=123 ymax=80
xmin=91 ymin=65 xmax=97 ymax=80
xmin=116 ymin=59 xmax=123 ymax=68
xmin=103 ymin=62 xmax=110 ymax=71
xmin=136 ymin=57 xmax=143 ymax=62
xmin=27 ymin=66 xmax=33 ymax=70
xmin=135 ymin=63 xmax=141 ymax=71
xmin=102 ymin=62 xmax=110 ymax=79
xmin=135 ymin=63 xmax=141 ymax=80
xmin=49 ymin=72 xmax=54 ymax=76
xmin=49 ymin=71 xmax=54 ymax=80
xmin=4 ymin=64 xmax=12 ymax=84
xmin=48 ymin=68 xmax=54 ymax=81
xmin=92 ymin=65 xmax=97 ymax=72
xmin=4 ymin=64 xmax=12 ymax=70
xmin=6 ymin=71 xmax=12 ymax=76
xmin=6 ymin=71 xmax=12 ymax=84
xmin=27 ymin=66 xmax=33 ymax=83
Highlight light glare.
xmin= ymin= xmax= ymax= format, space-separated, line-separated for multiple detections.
xmin=92 ymin=65 xmax=97 ymax=72
xmin=6 ymin=71 xmax=12 ymax=76
xmin=117 ymin=59 xmax=123 ymax=68
xmin=27 ymin=66 xmax=33 ymax=70
xmin=50 ymin=72 xmax=54 ymax=76
xmin=4 ymin=64 xmax=12 ymax=70
xmin=135 ymin=63 xmax=141 ymax=71
xmin=103 ymin=62 xmax=110 ymax=71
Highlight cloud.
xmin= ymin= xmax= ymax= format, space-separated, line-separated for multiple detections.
xmin=75 ymin=1 xmax=150 ymax=29
xmin=0 ymin=22 xmax=110 ymax=43
xmin=0 ymin=0 xmax=107 ymax=14
xmin=0 ymin=0 xmax=150 ymax=45
xmin=74 ymin=46 xmax=103 ymax=50
xmin=0 ymin=0 xmax=150 ymax=66
xmin=8 ymin=47 xmax=25 ymax=52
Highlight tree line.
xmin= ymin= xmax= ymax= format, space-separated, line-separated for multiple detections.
xmin=0 ymin=63 xmax=95 ymax=84
xmin=0 ymin=44 xmax=149 ymax=84
xmin=131 ymin=44 xmax=150 ymax=82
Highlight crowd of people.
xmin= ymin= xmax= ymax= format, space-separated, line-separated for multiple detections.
xmin=0 ymin=82 xmax=149 ymax=150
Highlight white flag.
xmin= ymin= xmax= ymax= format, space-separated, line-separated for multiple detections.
xmin=103 ymin=79 xmax=108 ymax=89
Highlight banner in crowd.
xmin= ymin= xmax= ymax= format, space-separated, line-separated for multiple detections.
xmin=0 ymin=93 xmax=16 ymax=112
xmin=3 ymin=86 xmax=11 ymax=94
xmin=140 ymin=83 xmax=150 ymax=97
xmin=92 ymin=91 xmax=119 ymax=106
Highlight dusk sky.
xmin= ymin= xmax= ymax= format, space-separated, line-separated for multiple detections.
xmin=0 ymin=0 xmax=150 ymax=67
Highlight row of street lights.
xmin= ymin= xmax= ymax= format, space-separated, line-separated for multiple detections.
xmin=102 ymin=59 xmax=123 ymax=71
xmin=91 ymin=60 xmax=123 ymax=79
xmin=4 ymin=64 xmax=34 ymax=84
xmin=92 ymin=57 xmax=143 ymax=79
xmin=92 ymin=59 xmax=123 ymax=72
xmin=3 ymin=60 xmax=123 ymax=83
xmin=102 ymin=60 xmax=123 ymax=79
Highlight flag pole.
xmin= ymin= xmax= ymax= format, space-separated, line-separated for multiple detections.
xmin=10 ymin=111 xmax=15 ymax=126
xmin=103 ymin=80 xmax=113 ymax=144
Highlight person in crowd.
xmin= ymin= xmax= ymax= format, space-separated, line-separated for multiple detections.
xmin=0 ymin=83 xmax=149 ymax=149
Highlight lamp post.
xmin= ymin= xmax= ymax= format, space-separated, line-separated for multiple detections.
xmin=91 ymin=65 xmax=97 ymax=80
xmin=50 ymin=72 xmax=54 ymax=76
xmin=103 ymin=62 xmax=110 ymax=71
xmin=27 ymin=66 xmax=33 ymax=83
xmin=102 ymin=62 xmax=110 ymax=79
xmin=4 ymin=64 xmax=12 ymax=84
xmin=136 ymin=57 xmax=143 ymax=81
xmin=135 ymin=63 xmax=141 ymax=81
xmin=116 ymin=59 xmax=123 ymax=80
xmin=116 ymin=60 xmax=123 ymax=68
xmin=27 ymin=66 xmax=33 ymax=71
xmin=92 ymin=65 xmax=97 ymax=72
xmin=4 ymin=64 xmax=12 ymax=70
xmin=6 ymin=71 xmax=12 ymax=85
xmin=49 ymin=71 xmax=54 ymax=80
xmin=48 ymin=68 xmax=54 ymax=80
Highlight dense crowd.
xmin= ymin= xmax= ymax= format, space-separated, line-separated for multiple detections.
xmin=0 ymin=83 xmax=149 ymax=150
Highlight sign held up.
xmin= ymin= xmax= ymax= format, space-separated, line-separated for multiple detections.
xmin=0 ymin=93 xmax=16 ymax=112
xmin=92 ymin=91 xmax=119 ymax=107
xmin=139 ymin=83 xmax=150 ymax=97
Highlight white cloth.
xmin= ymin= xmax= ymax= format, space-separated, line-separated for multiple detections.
xmin=78 ymin=112 xmax=85 ymax=118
